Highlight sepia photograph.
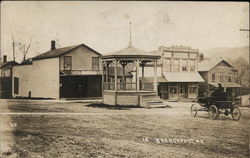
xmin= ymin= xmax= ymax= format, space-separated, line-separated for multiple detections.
xmin=0 ymin=1 xmax=249 ymax=158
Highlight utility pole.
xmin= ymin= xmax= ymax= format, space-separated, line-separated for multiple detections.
xmin=12 ymin=37 xmax=15 ymax=62
xmin=239 ymin=28 xmax=250 ymax=95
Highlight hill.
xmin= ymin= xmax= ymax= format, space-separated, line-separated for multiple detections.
xmin=201 ymin=46 xmax=249 ymax=62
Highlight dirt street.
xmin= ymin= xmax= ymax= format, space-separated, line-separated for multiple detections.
xmin=0 ymin=99 xmax=249 ymax=158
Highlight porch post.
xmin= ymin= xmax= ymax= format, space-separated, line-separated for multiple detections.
xmin=136 ymin=60 xmax=140 ymax=91
xmin=154 ymin=60 xmax=157 ymax=93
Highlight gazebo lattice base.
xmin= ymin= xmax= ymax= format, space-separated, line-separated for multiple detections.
xmin=103 ymin=90 xmax=156 ymax=106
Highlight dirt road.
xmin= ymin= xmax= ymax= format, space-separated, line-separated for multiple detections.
xmin=0 ymin=99 xmax=249 ymax=158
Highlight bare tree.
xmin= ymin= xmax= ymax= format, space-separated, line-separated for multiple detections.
xmin=228 ymin=57 xmax=249 ymax=88
xmin=11 ymin=34 xmax=33 ymax=63
xmin=22 ymin=36 xmax=33 ymax=62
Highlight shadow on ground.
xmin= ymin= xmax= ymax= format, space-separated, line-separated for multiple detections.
xmin=86 ymin=103 xmax=142 ymax=110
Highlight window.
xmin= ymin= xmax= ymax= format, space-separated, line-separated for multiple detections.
xmin=14 ymin=77 xmax=19 ymax=94
xmin=190 ymin=60 xmax=195 ymax=71
xmin=173 ymin=59 xmax=179 ymax=72
xmin=228 ymin=76 xmax=232 ymax=82
xmin=189 ymin=84 xmax=197 ymax=93
xmin=212 ymin=73 xmax=215 ymax=82
xmin=165 ymin=59 xmax=171 ymax=71
xmin=220 ymin=75 xmax=224 ymax=83
xmin=64 ymin=56 xmax=72 ymax=70
xmin=170 ymin=83 xmax=178 ymax=94
xmin=92 ymin=57 xmax=99 ymax=70
xmin=173 ymin=53 xmax=188 ymax=58
xmin=182 ymin=60 xmax=188 ymax=71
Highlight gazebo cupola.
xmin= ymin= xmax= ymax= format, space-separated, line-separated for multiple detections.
xmin=101 ymin=23 xmax=161 ymax=106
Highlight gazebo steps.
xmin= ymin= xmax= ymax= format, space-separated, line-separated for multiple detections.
xmin=146 ymin=102 xmax=167 ymax=108
xmin=139 ymin=93 xmax=166 ymax=108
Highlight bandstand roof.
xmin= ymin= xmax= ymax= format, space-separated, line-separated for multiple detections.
xmin=102 ymin=46 xmax=161 ymax=59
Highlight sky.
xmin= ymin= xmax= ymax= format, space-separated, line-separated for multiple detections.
xmin=0 ymin=1 xmax=249 ymax=62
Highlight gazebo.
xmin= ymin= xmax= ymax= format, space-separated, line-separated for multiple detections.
xmin=101 ymin=44 xmax=161 ymax=106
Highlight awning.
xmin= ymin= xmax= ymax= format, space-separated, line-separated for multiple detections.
xmin=140 ymin=77 xmax=167 ymax=83
xmin=209 ymin=83 xmax=242 ymax=88
xmin=162 ymin=72 xmax=204 ymax=82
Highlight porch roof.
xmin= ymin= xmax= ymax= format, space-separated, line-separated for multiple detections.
xmin=163 ymin=72 xmax=204 ymax=82
xmin=139 ymin=77 xmax=167 ymax=83
xmin=209 ymin=82 xmax=242 ymax=88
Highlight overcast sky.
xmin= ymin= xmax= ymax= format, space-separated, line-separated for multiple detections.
xmin=1 ymin=1 xmax=249 ymax=62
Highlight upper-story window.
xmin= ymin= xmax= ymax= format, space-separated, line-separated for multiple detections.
xmin=220 ymin=74 xmax=224 ymax=83
xmin=212 ymin=73 xmax=215 ymax=82
xmin=182 ymin=59 xmax=188 ymax=71
xmin=190 ymin=60 xmax=195 ymax=71
xmin=64 ymin=56 xmax=72 ymax=70
xmin=228 ymin=75 xmax=232 ymax=82
xmin=165 ymin=59 xmax=171 ymax=71
xmin=173 ymin=59 xmax=179 ymax=72
xmin=92 ymin=57 xmax=99 ymax=70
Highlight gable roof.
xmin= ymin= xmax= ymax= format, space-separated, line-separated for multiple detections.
xmin=198 ymin=59 xmax=234 ymax=72
xmin=102 ymin=46 xmax=160 ymax=59
xmin=33 ymin=44 xmax=101 ymax=61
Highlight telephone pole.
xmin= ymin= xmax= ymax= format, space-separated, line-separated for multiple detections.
xmin=239 ymin=28 xmax=250 ymax=91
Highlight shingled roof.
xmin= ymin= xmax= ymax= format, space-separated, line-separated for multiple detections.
xmin=33 ymin=44 xmax=101 ymax=61
xmin=0 ymin=61 xmax=18 ymax=68
xmin=198 ymin=59 xmax=234 ymax=72
xmin=102 ymin=46 xmax=160 ymax=59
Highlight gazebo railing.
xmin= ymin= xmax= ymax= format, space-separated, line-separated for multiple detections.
xmin=103 ymin=82 xmax=115 ymax=90
xmin=103 ymin=82 xmax=154 ymax=91
xmin=140 ymin=83 xmax=154 ymax=91
xmin=117 ymin=82 xmax=137 ymax=90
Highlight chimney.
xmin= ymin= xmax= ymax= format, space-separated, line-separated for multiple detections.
xmin=51 ymin=40 xmax=56 ymax=50
xmin=198 ymin=53 xmax=204 ymax=62
xmin=3 ymin=55 xmax=7 ymax=63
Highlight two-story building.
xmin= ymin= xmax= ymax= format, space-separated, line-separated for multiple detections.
xmin=198 ymin=59 xmax=242 ymax=99
xmin=12 ymin=41 xmax=102 ymax=99
xmin=141 ymin=45 xmax=204 ymax=101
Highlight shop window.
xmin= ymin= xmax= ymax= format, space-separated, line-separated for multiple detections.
xmin=189 ymin=84 xmax=196 ymax=93
xmin=170 ymin=83 xmax=178 ymax=94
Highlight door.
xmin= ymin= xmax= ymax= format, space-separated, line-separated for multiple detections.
xmin=179 ymin=83 xmax=188 ymax=99
xmin=73 ymin=77 xmax=87 ymax=98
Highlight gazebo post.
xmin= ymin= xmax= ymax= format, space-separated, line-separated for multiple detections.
xmin=106 ymin=62 xmax=109 ymax=84
xmin=102 ymin=61 xmax=105 ymax=103
xmin=102 ymin=61 xmax=105 ymax=92
xmin=154 ymin=60 xmax=157 ymax=93
xmin=136 ymin=60 xmax=140 ymax=91
xmin=114 ymin=60 xmax=118 ymax=105
xmin=120 ymin=61 xmax=128 ymax=90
